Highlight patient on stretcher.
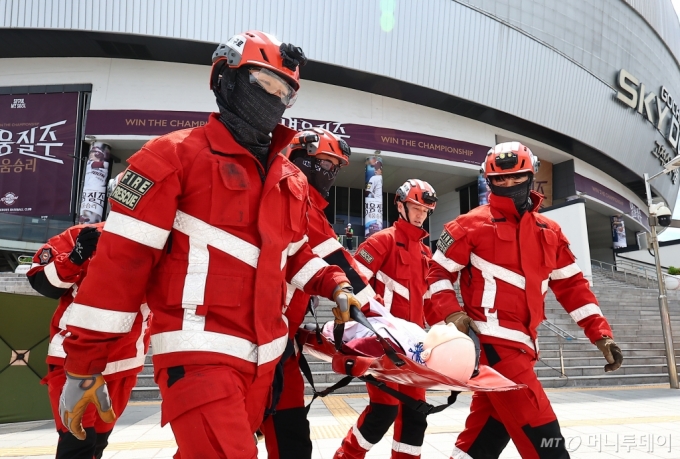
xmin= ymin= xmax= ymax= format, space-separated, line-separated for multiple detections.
xmin=320 ymin=299 xmax=477 ymax=383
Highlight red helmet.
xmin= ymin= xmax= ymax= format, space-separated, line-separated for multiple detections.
xmin=395 ymin=179 xmax=437 ymax=211
xmin=210 ymin=30 xmax=306 ymax=93
xmin=287 ymin=128 xmax=351 ymax=166
xmin=481 ymin=141 xmax=540 ymax=178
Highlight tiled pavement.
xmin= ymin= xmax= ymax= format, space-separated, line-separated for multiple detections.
xmin=1 ymin=385 xmax=679 ymax=458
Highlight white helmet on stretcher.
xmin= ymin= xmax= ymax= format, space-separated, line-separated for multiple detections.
xmin=421 ymin=323 xmax=476 ymax=382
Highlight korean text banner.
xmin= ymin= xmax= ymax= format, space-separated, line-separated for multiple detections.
xmin=0 ymin=93 xmax=78 ymax=216
xmin=365 ymin=156 xmax=384 ymax=237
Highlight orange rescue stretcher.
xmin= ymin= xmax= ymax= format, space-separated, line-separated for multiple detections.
xmin=296 ymin=306 xmax=525 ymax=416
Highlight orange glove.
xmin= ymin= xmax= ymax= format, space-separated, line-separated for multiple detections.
xmin=445 ymin=311 xmax=480 ymax=334
xmin=332 ymin=282 xmax=361 ymax=324
xmin=59 ymin=372 xmax=116 ymax=440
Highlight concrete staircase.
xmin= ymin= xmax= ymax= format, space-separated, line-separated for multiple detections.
xmin=0 ymin=272 xmax=40 ymax=296
xmin=537 ymin=270 xmax=680 ymax=388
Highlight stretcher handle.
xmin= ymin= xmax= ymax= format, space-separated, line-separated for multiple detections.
xmin=349 ymin=306 xmax=406 ymax=367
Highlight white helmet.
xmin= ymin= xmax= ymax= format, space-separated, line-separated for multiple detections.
xmin=421 ymin=323 xmax=476 ymax=382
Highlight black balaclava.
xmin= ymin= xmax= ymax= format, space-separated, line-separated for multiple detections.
xmin=289 ymin=150 xmax=338 ymax=197
xmin=216 ymin=67 xmax=287 ymax=169
xmin=488 ymin=175 xmax=534 ymax=215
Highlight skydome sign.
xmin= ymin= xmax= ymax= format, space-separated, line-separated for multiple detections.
xmin=615 ymin=69 xmax=680 ymax=183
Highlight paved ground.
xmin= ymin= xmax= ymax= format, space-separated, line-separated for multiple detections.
xmin=1 ymin=385 xmax=679 ymax=458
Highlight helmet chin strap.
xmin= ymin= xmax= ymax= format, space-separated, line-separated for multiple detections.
xmin=399 ymin=204 xmax=422 ymax=228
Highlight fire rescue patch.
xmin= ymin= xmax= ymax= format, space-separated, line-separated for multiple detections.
xmin=437 ymin=230 xmax=455 ymax=254
xmin=39 ymin=248 xmax=52 ymax=265
xmin=358 ymin=249 xmax=374 ymax=264
xmin=110 ymin=170 xmax=155 ymax=210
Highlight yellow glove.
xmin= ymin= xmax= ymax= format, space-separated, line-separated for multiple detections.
xmin=595 ymin=337 xmax=623 ymax=372
xmin=332 ymin=282 xmax=361 ymax=324
xmin=59 ymin=372 xmax=116 ymax=440
xmin=445 ymin=311 xmax=480 ymax=334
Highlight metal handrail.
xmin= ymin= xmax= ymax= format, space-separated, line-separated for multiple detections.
xmin=591 ymin=258 xmax=672 ymax=289
xmin=540 ymin=319 xmax=580 ymax=341
xmin=540 ymin=319 xmax=588 ymax=377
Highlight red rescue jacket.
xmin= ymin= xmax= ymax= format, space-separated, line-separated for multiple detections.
xmin=427 ymin=191 xmax=613 ymax=356
xmin=26 ymin=223 xmax=151 ymax=380
xmin=284 ymin=188 xmax=375 ymax=336
xmin=62 ymin=114 xmax=348 ymax=377
xmin=353 ymin=219 xmax=432 ymax=327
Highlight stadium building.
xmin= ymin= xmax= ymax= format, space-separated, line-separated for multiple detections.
xmin=2 ymin=0 xmax=680 ymax=279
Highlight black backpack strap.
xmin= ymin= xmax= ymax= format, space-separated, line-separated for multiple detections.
xmin=360 ymin=375 xmax=459 ymax=415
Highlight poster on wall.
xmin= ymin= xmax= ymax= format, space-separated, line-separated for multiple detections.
xmin=365 ymin=156 xmax=384 ymax=236
xmin=477 ymin=174 xmax=490 ymax=205
xmin=611 ymin=216 xmax=627 ymax=249
xmin=533 ymin=158 xmax=553 ymax=207
xmin=78 ymin=142 xmax=111 ymax=224
xmin=0 ymin=92 xmax=79 ymax=217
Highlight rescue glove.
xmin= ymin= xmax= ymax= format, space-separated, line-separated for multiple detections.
xmin=69 ymin=226 xmax=101 ymax=265
xmin=59 ymin=372 xmax=116 ymax=440
xmin=595 ymin=337 xmax=623 ymax=372
xmin=332 ymin=282 xmax=361 ymax=324
xmin=445 ymin=311 xmax=480 ymax=335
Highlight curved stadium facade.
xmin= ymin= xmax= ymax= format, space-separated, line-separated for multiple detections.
xmin=1 ymin=0 xmax=680 ymax=268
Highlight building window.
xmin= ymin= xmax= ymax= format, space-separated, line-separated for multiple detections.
xmin=324 ymin=186 xmax=336 ymax=224
xmin=457 ymin=180 xmax=479 ymax=214
xmin=335 ymin=187 xmax=349 ymax=226
xmin=349 ymin=187 xmax=364 ymax=233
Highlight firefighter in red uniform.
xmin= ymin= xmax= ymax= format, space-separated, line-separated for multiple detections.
xmin=334 ymin=179 xmax=438 ymax=459
xmin=427 ymin=142 xmax=623 ymax=459
xmin=27 ymin=218 xmax=150 ymax=459
xmin=260 ymin=128 xmax=377 ymax=459
xmin=56 ymin=31 xmax=360 ymax=459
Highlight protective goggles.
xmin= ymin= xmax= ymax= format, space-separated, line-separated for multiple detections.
xmin=315 ymin=158 xmax=341 ymax=176
xmin=249 ymin=68 xmax=298 ymax=107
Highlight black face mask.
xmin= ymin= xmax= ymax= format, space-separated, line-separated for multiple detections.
xmin=216 ymin=68 xmax=286 ymax=168
xmin=290 ymin=152 xmax=339 ymax=197
xmin=488 ymin=177 xmax=533 ymax=214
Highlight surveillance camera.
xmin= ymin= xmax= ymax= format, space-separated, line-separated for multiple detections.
xmin=650 ymin=203 xmax=673 ymax=227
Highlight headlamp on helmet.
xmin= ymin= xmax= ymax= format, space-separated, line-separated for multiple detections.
xmin=395 ymin=179 xmax=437 ymax=212
xmin=482 ymin=141 xmax=540 ymax=178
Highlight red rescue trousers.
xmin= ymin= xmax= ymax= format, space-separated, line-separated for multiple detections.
xmin=452 ymin=344 xmax=569 ymax=459
xmin=156 ymin=364 xmax=274 ymax=459
xmin=260 ymin=351 xmax=313 ymax=459
xmin=335 ymin=383 xmax=427 ymax=459
xmin=45 ymin=366 xmax=137 ymax=459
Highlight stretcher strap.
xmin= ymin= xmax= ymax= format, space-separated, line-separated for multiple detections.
xmin=349 ymin=307 xmax=404 ymax=367
xmin=468 ymin=328 xmax=481 ymax=378
xmin=263 ymin=338 xmax=297 ymax=419
xmin=308 ymin=296 xmax=323 ymax=344
xmin=296 ymin=336 xmax=356 ymax=414
xmin=360 ymin=375 xmax=460 ymax=415
xmin=296 ymin=339 xmax=458 ymax=417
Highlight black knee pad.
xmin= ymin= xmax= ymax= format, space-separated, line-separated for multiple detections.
xmin=398 ymin=404 xmax=428 ymax=446
xmin=359 ymin=403 xmax=399 ymax=444
xmin=467 ymin=416 xmax=511 ymax=459
xmin=93 ymin=429 xmax=113 ymax=459
xmin=56 ymin=427 xmax=97 ymax=459
xmin=522 ymin=419 xmax=570 ymax=459
xmin=271 ymin=406 xmax=313 ymax=459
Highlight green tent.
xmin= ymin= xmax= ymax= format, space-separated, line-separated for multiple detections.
xmin=0 ymin=292 xmax=56 ymax=423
